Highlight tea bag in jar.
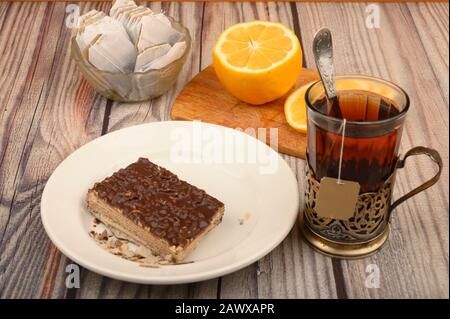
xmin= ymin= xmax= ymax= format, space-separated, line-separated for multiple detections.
xmin=136 ymin=14 xmax=183 ymax=52
xmin=127 ymin=7 xmax=153 ymax=28
xmin=76 ymin=16 xmax=130 ymax=53
xmin=121 ymin=6 xmax=148 ymax=28
xmin=115 ymin=6 xmax=142 ymax=25
xmin=75 ymin=10 xmax=106 ymax=50
xmin=85 ymin=33 xmax=134 ymax=97
xmin=88 ymin=32 xmax=137 ymax=73
xmin=145 ymin=41 xmax=187 ymax=70
xmin=80 ymin=36 xmax=114 ymax=92
xmin=134 ymin=41 xmax=186 ymax=73
xmin=134 ymin=43 xmax=171 ymax=72
xmin=77 ymin=10 xmax=105 ymax=29
xmin=123 ymin=7 xmax=153 ymax=43
xmin=152 ymin=13 xmax=172 ymax=26
xmin=110 ymin=0 xmax=137 ymax=17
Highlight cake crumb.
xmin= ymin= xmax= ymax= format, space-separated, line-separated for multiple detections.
xmin=135 ymin=246 xmax=154 ymax=258
xmin=239 ymin=212 xmax=252 ymax=225
xmin=102 ymin=231 xmax=109 ymax=240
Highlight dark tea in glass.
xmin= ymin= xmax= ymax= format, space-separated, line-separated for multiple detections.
xmin=308 ymin=90 xmax=403 ymax=192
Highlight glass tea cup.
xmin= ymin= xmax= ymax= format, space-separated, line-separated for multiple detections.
xmin=300 ymin=75 xmax=442 ymax=258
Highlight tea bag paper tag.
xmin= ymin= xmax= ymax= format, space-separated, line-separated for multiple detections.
xmin=316 ymin=177 xmax=360 ymax=220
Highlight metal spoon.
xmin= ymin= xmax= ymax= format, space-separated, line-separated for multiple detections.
xmin=313 ymin=28 xmax=336 ymax=100
xmin=312 ymin=28 xmax=338 ymax=111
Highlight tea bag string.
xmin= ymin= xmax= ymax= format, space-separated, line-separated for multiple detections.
xmin=337 ymin=118 xmax=347 ymax=185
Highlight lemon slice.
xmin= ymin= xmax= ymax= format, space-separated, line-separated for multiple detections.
xmin=213 ymin=21 xmax=302 ymax=105
xmin=284 ymin=83 xmax=314 ymax=133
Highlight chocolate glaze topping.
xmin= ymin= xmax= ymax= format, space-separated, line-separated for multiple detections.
xmin=91 ymin=158 xmax=224 ymax=247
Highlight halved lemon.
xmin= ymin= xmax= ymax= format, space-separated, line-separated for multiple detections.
xmin=213 ymin=21 xmax=302 ymax=105
xmin=284 ymin=83 xmax=314 ymax=133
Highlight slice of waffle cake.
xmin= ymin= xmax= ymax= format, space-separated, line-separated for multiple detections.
xmin=87 ymin=158 xmax=224 ymax=262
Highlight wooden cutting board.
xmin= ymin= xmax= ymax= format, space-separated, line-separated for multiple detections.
xmin=171 ymin=66 xmax=319 ymax=159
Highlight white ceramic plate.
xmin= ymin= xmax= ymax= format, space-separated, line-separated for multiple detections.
xmin=41 ymin=121 xmax=299 ymax=284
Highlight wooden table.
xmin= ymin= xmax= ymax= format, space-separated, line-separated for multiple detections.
xmin=0 ymin=1 xmax=448 ymax=299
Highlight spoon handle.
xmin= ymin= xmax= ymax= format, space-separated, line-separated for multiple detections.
xmin=313 ymin=28 xmax=337 ymax=100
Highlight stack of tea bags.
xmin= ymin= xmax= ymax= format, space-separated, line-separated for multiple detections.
xmin=75 ymin=0 xmax=187 ymax=73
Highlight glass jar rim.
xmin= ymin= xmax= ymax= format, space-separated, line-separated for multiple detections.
xmin=305 ymin=74 xmax=410 ymax=127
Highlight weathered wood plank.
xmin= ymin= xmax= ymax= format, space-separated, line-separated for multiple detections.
xmin=0 ymin=2 xmax=10 ymax=28
xmin=407 ymin=2 xmax=449 ymax=104
xmin=0 ymin=2 xmax=108 ymax=298
xmin=1 ymin=2 xmax=46 ymax=240
xmin=295 ymin=2 xmax=449 ymax=298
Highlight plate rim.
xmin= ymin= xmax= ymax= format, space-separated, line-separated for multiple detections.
xmin=40 ymin=121 xmax=299 ymax=284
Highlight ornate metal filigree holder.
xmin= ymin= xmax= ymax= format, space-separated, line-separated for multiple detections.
xmin=300 ymin=147 xmax=442 ymax=259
